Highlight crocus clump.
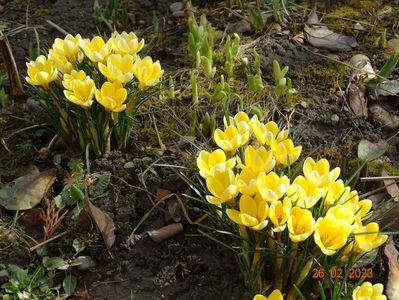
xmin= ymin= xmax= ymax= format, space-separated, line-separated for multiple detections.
xmin=197 ymin=111 xmax=388 ymax=299
xmin=26 ymin=32 xmax=163 ymax=156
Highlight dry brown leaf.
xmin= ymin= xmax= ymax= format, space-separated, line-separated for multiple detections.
xmin=348 ymin=82 xmax=368 ymax=118
xmin=0 ymin=169 xmax=56 ymax=210
xmin=304 ymin=24 xmax=357 ymax=51
xmin=384 ymin=239 xmax=399 ymax=300
xmin=155 ymin=188 xmax=172 ymax=203
xmin=382 ymin=170 xmax=399 ymax=201
xmin=369 ymin=105 xmax=399 ymax=131
xmin=148 ymin=223 xmax=183 ymax=243
xmin=87 ymin=200 xmax=116 ymax=252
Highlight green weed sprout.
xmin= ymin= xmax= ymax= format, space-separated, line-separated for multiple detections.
xmin=273 ymin=59 xmax=297 ymax=99
xmin=225 ymin=34 xmax=241 ymax=78
xmin=246 ymin=49 xmax=264 ymax=92
xmin=206 ymin=75 xmax=231 ymax=103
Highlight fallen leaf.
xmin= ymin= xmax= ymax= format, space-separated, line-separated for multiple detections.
xmin=86 ymin=200 xmax=116 ymax=252
xmin=357 ymin=139 xmax=389 ymax=161
xmin=382 ymin=170 xmax=399 ymax=201
xmin=384 ymin=239 xmax=399 ymax=300
xmin=304 ymin=24 xmax=357 ymax=51
xmin=0 ymin=169 xmax=56 ymax=210
xmin=374 ymin=79 xmax=399 ymax=97
xmin=370 ymin=105 xmax=399 ymax=131
xmin=155 ymin=188 xmax=172 ymax=203
xmin=148 ymin=223 xmax=184 ymax=243
xmin=347 ymin=81 xmax=368 ymax=118
xmin=168 ymin=200 xmax=182 ymax=222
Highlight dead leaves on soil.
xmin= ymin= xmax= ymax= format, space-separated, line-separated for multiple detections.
xmin=85 ymin=198 xmax=116 ymax=254
xmin=0 ymin=169 xmax=56 ymax=210
xmin=384 ymin=239 xmax=399 ymax=300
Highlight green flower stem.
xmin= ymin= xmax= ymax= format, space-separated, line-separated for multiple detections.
xmin=103 ymin=113 xmax=111 ymax=154
xmin=274 ymin=232 xmax=285 ymax=291
xmin=286 ymin=255 xmax=315 ymax=300
xmin=239 ymin=225 xmax=250 ymax=270
xmin=85 ymin=110 xmax=100 ymax=157
xmin=49 ymin=87 xmax=73 ymax=142
xmin=283 ymin=241 xmax=298 ymax=290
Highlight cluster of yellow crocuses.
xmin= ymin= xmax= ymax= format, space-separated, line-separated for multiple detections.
xmin=197 ymin=111 xmax=387 ymax=256
xmin=26 ymin=32 xmax=163 ymax=155
xmin=197 ymin=111 xmax=388 ymax=297
xmin=26 ymin=32 xmax=163 ymax=111
xmin=254 ymin=281 xmax=387 ymax=300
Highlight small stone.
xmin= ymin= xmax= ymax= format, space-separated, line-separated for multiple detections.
xmin=172 ymin=10 xmax=185 ymax=18
xmin=0 ymin=4 xmax=4 ymax=13
xmin=76 ymin=256 xmax=97 ymax=271
xmin=331 ymin=114 xmax=339 ymax=125
xmin=354 ymin=22 xmax=365 ymax=31
xmin=386 ymin=39 xmax=399 ymax=55
xmin=169 ymin=2 xmax=184 ymax=13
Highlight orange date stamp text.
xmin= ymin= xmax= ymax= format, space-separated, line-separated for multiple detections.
xmin=312 ymin=267 xmax=373 ymax=280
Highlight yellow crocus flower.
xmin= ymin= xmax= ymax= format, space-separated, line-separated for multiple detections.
xmin=196 ymin=149 xmax=236 ymax=179
xmin=52 ymin=34 xmax=82 ymax=62
xmin=63 ymin=70 xmax=86 ymax=91
xmin=303 ymin=157 xmax=340 ymax=187
xmin=224 ymin=112 xmax=252 ymax=135
xmin=63 ymin=70 xmax=95 ymax=108
xmin=244 ymin=145 xmax=276 ymax=175
xmin=352 ymin=282 xmax=387 ymax=300
xmin=286 ymin=175 xmax=322 ymax=208
xmin=256 ymin=172 xmax=289 ymax=202
xmin=110 ymin=31 xmax=144 ymax=55
xmin=226 ymin=194 xmax=269 ymax=231
xmin=26 ymin=55 xmax=58 ymax=87
xmin=205 ymin=168 xmax=238 ymax=205
xmin=237 ymin=168 xmax=258 ymax=196
xmin=354 ymin=222 xmax=388 ymax=252
xmin=322 ymin=179 xmax=350 ymax=207
xmin=314 ymin=215 xmax=352 ymax=255
xmin=269 ymin=198 xmax=291 ymax=232
xmin=81 ymin=36 xmax=111 ymax=62
xmin=214 ymin=125 xmax=247 ymax=153
xmin=98 ymin=54 xmax=135 ymax=84
xmin=132 ymin=56 xmax=164 ymax=91
xmin=48 ymin=49 xmax=74 ymax=75
xmin=254 ymin=289 xmax=284 ymax=300
xmin=272 ymin=139 xmax=302 ymax=167
xmin=95 ymin=81 xmax=127 ymax=112
xmin=287 ymin=207 xmax=315 ymax=242
xmin=251 ymin=117 xmax=288 ymax=146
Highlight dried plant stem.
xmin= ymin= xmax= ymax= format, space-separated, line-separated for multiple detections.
xmin=0 ymin=32 xmax=25 ymax=101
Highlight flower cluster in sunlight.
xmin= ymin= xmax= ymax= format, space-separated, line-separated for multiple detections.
xmin=26 ymin=32 xmax=163 ymax=156
xmin=196 ymin=111 xmax=388 ymax=299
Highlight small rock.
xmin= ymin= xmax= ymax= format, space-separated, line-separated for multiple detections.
xmin=76 ymin=256 xmax=97 ymax=271
xmin=386 ymin=39 xmax=399 ymax=55
xmin=169 ymin=2 xmax=184 ymax=13
xmin=26 ymin=98 xmax=43 ymax=112
xmin=0 ymin=4 xmax=4 ymax=13
xmin=354 ymin=22 xmax=365 ymax=31
xmin=331 ymin=114 xmax=339 ymax=125
xmin=172 ymin=10 xmax=185 ymax=18
xmin=370 ymin=105 xmax=399 ymax=131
